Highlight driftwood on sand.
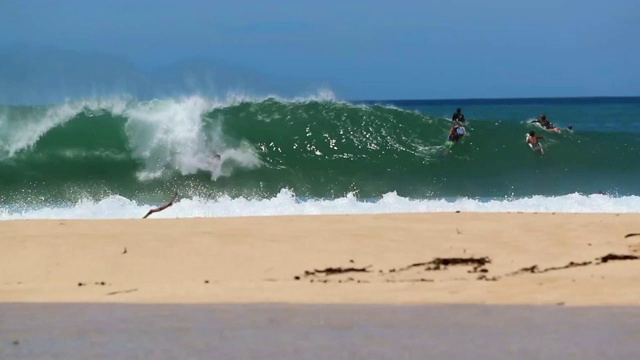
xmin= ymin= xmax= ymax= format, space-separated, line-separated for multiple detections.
xmin=143 ymin=192 xmax=178 ymax=219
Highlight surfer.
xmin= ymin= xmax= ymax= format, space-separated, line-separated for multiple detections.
xmin=452 ymin=108 xmax=466 ymax=124
xmin=533 ymin=114 xmax=561 ymax=133
xmin=143 ymin=192 xmax=178 ymax=219
xmin=448 ymin=125 xmax=465 ymax=143
xmin=526 ymin=131 xmax=544 ymax=154
xmin=211 ymin=153 xmax=222 ymax=169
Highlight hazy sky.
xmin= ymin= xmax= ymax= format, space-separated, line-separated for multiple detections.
xmin=1 ymin=0 xmax=639 ymax=100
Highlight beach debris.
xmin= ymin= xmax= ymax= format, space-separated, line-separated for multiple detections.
xmin=94 ymin=281 xmax=107 ymax=286
xmin=77 ymin=282 xmax=86 ymax=287
xmin=204 ymin=280 xmax=209 ymax=284
xmin=298 ymin=251 xmax=640 ymax=285
xmin=507 ymin=261 xmax=591 ymax=276
xmin=349 ymin=259 xmax=354 ymax=263
xmin=400 ymin=257 xmax=491 ymax=272
xmin=509 ymin=265 xmax=539 ymax=275
xmin=386 ymin=278 xmax=434 ymax=283
xmin=477 ymin=274 xmax=498 ymax=281
xmin=596 ymin=253 xmax=639 ymax=263
xmin=107 ymin=288 xmax=138 ymax=296
xmin=624 ymin=233 xmax=640 ymax=239
xmin=506 ymin=253 xmax=640 ymax=277
xmin=540 ymin=261 xmax=592 ymax=272
xmin=303 ymin=266 xmax=371 ymax=277
xmin=143 ymin=192 xmax=178 ymax=219
xmin=12 ymin=340 xmax=19 ymax=346
xmin=122 ymin=247 xmax=127 ymax=254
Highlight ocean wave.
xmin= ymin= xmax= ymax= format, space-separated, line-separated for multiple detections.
xmin=1 ymin=94 xmax=639 ymax=203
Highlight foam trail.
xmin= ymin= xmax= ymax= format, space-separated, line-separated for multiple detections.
xmin=1 ymin=191 xmax=639 ymax=220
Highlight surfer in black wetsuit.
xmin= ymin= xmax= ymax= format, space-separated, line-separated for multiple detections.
xmin=452 ymin=108 xmax=465 ymax=124
xmin=534 ymin=114 xmax=561 ymax=133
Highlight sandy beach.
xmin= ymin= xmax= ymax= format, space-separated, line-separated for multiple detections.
xmin=1 ymin=212 xmax=639 ymax=305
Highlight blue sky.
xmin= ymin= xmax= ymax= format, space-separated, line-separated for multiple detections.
xmin=1 ymin=0 xmax=639 ymax=100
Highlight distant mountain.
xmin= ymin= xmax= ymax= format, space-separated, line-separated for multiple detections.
xmin=0 ymin=44 xmax=323 ymax=104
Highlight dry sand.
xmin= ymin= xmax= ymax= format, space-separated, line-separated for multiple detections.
xmin=1 ymin=213 xmax=639 ymax=305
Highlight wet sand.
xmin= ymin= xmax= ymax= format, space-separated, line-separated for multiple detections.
xmin=1 ymin=213 xmax=639 ymax=305
xmin=2 ymin=303 xmax=639 ymax=360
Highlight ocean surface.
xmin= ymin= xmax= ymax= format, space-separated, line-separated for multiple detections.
xmin=1 ymin=93 xmax=639 ymax=219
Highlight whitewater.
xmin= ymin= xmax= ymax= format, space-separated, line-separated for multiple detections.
xmin=3 ymin=190 xmax=640 ymax=220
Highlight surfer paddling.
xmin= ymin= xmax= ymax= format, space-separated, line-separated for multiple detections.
xmin=533 ymin=114 xmax=561 ymax=133
xmin=143 ymin=192 xmax=178 ymax=219
xmin=526 ymin=131 xmax=544 ymax=155
xmin=448 ymin=124 xmax=465 ymax=143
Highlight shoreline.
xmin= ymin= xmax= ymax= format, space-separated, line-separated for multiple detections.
xmin=1 ymin=213 xmax=639 ymax=305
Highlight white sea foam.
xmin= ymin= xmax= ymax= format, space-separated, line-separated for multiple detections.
xmin=1 ymin=190 xmax=638 ymax=220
